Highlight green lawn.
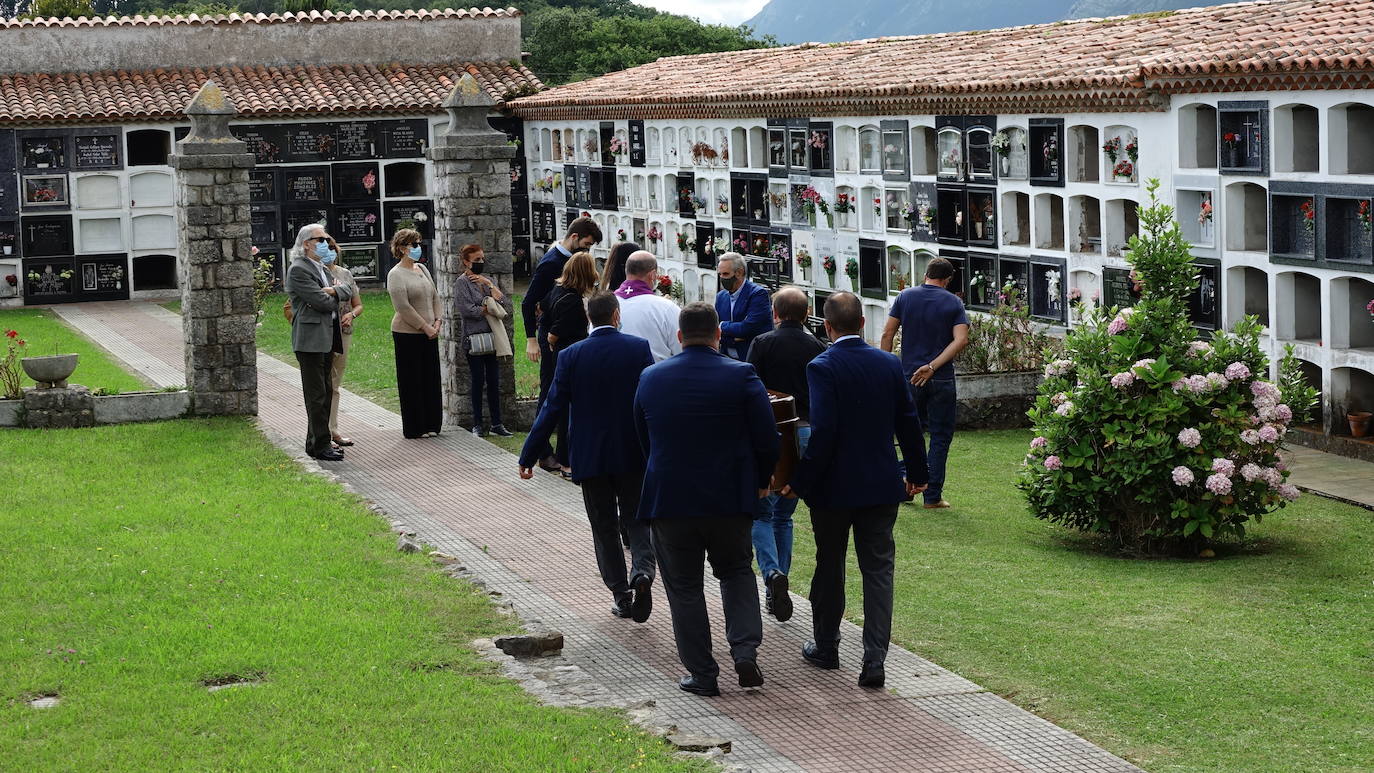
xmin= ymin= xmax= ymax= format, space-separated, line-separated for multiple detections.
xmin=0 ymin=308 xmax=150 ymax=394
xmin=167 ymin=291 xmax=540 ymax=410
xmin=485 ymin=429 xmax=1374 ymax=772
xmin=0 ymin=418 xmax=705 ymax=771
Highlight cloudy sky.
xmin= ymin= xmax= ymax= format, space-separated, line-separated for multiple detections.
xmin=634 ymin=0 xmax=771 ymax=26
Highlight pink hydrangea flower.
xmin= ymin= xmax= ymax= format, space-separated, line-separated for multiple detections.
xmin=1263 ymin=468 xmax=1284 ymax=487
xmin=1225 ymin=362 xmax=1251 ymax=381
xmin=1110 ymin=371 xmax=1136 ymax=388
xmin=1240 ymin=429 xmax=1261 ymax=445
xmin=1171 ymin=466 xmax=1195 ymax=486
xmin=1051 ymin=392 xmax=1068 ymax=406
xmin=1030 ymin=436 xmax=1048 ymax=449
xmin=1278 ymin=484 xmax=1300 ymax=501
xmin=1206 ymin=473 xmax=1232 ymax=496
xmin=1250 ymin=380 xmax=1280 ymax=400
xmin=1044 ymin=359 xmax=1074 ymax=377
xmin=1188 ymin=341 xmax=1212 ymax=357
xmin=1186 ymin=375 xmax=1211 ymax=393
xmin=1171 ymin=379 xmax=1188 ymax=392
xmin=1273 ymin=404 xmax=1293 ymax=423
xmin=1054 ymin=401 xmax=1074 ymax=417
xmin=1207 ymin=372 xmax=1230 ymax=390
xmin=1212 ymin=458 xmax=1236 ymax=476
xmin=1107 ymin=316 xmax=1128 ymax=335
xmin=1275 ymin=461 xmax=1288 ymax=472
xmin=1132 ymin=358 xmax=1157 ymax=370
xmin=1177 ymin=428 xmax=1202 ymax=448
xmin=1253 ymin=393 xmax=1278 ymax=411
xmin=1240 ymin=463 xmax=1262 ymax=481
xmin=1258 ymin=425 xmax=1280 ymax=443
xmin=1044 ymin=455 xmax=1062 ymax=470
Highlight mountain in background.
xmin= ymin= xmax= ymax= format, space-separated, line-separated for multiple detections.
xmin=746 ymin=0 xmax=1249 ymax=44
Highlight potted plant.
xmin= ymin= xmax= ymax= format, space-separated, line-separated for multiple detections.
xmin=21 ymin=349 xmax=79 ymax=389
xmin=1349 ymin=408 xmax=1372 ymax=438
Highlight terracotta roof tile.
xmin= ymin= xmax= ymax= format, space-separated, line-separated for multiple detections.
xmin=508 ymin=0 xmax=1374 ymax=120
xmin=0 ymin=7 xmax=520 ymax=28
xmin=0 ymin=62 xmax=543 ymax=125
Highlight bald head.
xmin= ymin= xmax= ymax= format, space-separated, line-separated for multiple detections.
xmin=823 ymin=291 xmax=863 ymax=337
xmin=625 ymin=250 xmax=658 ymax=279
xmin=772 ymin=286 xmax=809 ymax=323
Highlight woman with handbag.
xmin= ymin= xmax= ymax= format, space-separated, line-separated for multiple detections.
xmin=540 ymin=251 xmax=599 ymax=475
xmin=454 ymin=243 xmax=514 ymax=438
xmin=387 ymin=228 xmax=444 ymax=439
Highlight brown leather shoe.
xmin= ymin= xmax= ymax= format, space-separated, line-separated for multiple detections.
xmin=923 ymin=500 xmax=952 ymax=509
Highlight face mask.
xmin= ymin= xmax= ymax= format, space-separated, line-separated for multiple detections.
xmin=719 ymin=275 xmax=738 ymax=292
xmin=313 ymin=240 xmax=330 ymax=259
xmin=408 ymin=245 xmax=423 ymax=260
xmin=470 ymin=261 xmax=485 ymax=275
xmin=321 ymin=249 xmax=337 ymax=266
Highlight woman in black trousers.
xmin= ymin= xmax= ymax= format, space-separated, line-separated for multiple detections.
xmin=386 ymin=229 xmax=444 ymax=438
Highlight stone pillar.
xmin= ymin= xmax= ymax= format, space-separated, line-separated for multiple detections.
xmin=169 ymin=81 xmax=258 ymax=416
xmin=428 ymin=75 xmax=519 ymax=430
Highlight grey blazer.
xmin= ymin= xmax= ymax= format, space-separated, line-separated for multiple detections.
xmin=285 ymin=257 xmax=354 ymax=353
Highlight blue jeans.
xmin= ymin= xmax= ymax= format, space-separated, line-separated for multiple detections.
xmin=911 ymin=379 xmax=956 ymax=504
xmin=753 ymin=425 xmax=811 ymax=578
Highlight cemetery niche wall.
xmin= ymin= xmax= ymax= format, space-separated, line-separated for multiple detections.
xmin=505 ymin=0 xmax=1374 ymax=446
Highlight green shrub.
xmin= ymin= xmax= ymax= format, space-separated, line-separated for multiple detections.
xmin=1018 ymin=181 xmax=1318 ymax=556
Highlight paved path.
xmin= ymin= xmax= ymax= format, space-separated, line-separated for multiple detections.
xmin=60 ymin=300 xmax=1143 ymax=773
xmin=1283 ymin=445 xmax=1374 ymax=511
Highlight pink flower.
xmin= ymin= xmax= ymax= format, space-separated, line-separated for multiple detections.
xmin=1171 ymin=379 xmax=1188 ymax=392
xmin=1054 ymin=401 xmax=1074 ymax=417
xmin=1044 ymin=359 xmax=1074 ymax=377
xmin=1212 ymin=458 xmax=1236 ymax=476
xmin=1030 ymin=436 xmax=1048 ymax=449
xmin=1206 ymin=473 xmax=1233 ymax=496
xmin=1177 ymin=428 xmax=1202 ymax=448
xmin=1278 ymin=484 xmax=1300 ymax=501
xmin=1107 ymin=316 xmax=1128 ymax=335
xmin=1186 ymin=375 xmax=1211 ymax=393
xmin=1250 ymin=380 xmax=1280 ymax=400
xmin=1240 ymin=429 xmax=1261 ymax=445
xmin=1225 ymin=362 xmax=1251 ymax=380
xmin=1258 ymin=425 xmax=1280 ymax=443
xmin=251 ymin=245 xmax=260 ymax=256
xmin=1171 ymin=466 xmax=1195 ymax=486
xmin=1131 ymin=358 xmax=1157 ymax=370
xmin=1051 ymin=392 xmax=1068 ymax=406
xmin=1240 ymin=463 xmax=1262 ymax=482
xmin=1273 ymin=404 xmax=1293 ymax=423
xmin=1262 ymin=468 xmax=1284 ymax=487
xmin=1188 ymin=341 xmax=1211 ymax=357
xmin=1110 ymin=371 xmax=1135 ymax=388
xmin=1207 ymin=372 xmax=1229 ymax=390
xmin=1044 ymin=455 xmax=1062 ymax=470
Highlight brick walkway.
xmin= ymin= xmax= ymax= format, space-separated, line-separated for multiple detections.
xmin=58 ymin=300 xmax=1142 ymax=773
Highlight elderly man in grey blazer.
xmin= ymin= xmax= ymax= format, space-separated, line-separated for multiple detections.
xmin=285 ymin=223 xmax=354 ymax=461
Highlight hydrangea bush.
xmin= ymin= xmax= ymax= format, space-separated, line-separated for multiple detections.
xmin=1019 ymin=181 xmax=1318 ymax=555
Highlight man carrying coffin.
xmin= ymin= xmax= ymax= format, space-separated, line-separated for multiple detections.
xmin=635 ymin=302 xmax=779 ymax=696
xmin=783 ymin=291 xmax=927 ymax=689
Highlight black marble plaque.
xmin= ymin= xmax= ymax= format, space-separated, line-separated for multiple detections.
xmin=1029 ymin=118 xmax=1065 ymax=187
xmin=282 ymin=167 xmax=331 ymax=203
xmin=332 ymin=204 xmax=382 ymax=243
xmin=0 ymin=130 xmax=16 ymax=216
xmin=21 ymin=215 xmax=73 ymax=257
xmin=1029 ymin=259 xmax=1066 ymax=323
xmin=22 ymin=174 xmax=68 ymax=209
xmin=285 ymin=124 xmax=337 ymax=163
xmin=1187 ymin=260 xmax=1221 ymax=330
xmin=249 ymin=169 xmax=279 ymax=204
xmin=1218 ymin=101 xmax=1269 ymax=175
xmin=22 ymin=256 xmax=75 ymax=303
xmin=512 ymin=237 xmax=531 ymax=276
xmin=339 ymin=246 xmax=379 ymax=280
xmin=332 ymin=162 xmax=381 ymax=203
xmin=73 ymin=132 xmax=122 ymax=170
xmin=334 ymin=121 xmax=378 ymax=160
xmin=1102 ymin=266 xmax=1137 ymax=310
xmin=20 ymin=134 xmax=68 ymax=170
xmin=383 ymin=200 xmax=434 ymax=241
xmin=628 ymin=120 xmax=646 ymax=167
xmin=233 ymin=125 xmax=286 ymax=164
xmin=281 ymin=206 xmax=332 ymax=247
xmin=251 ymin=205 xmax=280 ymax=246
xmin=967 ymin=253 xmax=997 ymax=308
xmin=76 ymin=254 xmax=130 ymax=301
xmin=532 ymin=202 xmax=558 ymax=243
xmin=910 ymin=182 xmax=936 ymax=241
xmin=380 ymin=119 xmax=429 ymax=158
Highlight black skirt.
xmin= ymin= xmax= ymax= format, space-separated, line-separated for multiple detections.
xmin=393 ymin=331 xmax=442 ymax=438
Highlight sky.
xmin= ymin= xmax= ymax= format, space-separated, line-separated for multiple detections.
xmin=632 ymin=0 xmax=771 ymax=26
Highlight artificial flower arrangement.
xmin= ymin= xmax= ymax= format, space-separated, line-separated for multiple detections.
xmin=807 ymin=131 xmax=827 ymax=150
xmin=716 ymin=195 xmax=730 ymax=215
xmin=1102 ymin=137 xmax=1121 ymax=162
xmin=991 ymin=132 xmax=1011 ymax=157
xmin=833 ymin=193 xmax=856 ymax=214
xmin=1300 ymin=198 xmax=1315 ymax=232
xmin=844 ymin=257 xmax=859 ymax=280
xmin=608 ymin=136 xmax=629 ymax=156
xmin=1359 ymin=200 xmax=1371 ymax=232
xmin=822 ymin=255 xmax=837 ymax=276
xmin=797 ymin=186 xmax=829 ymax=218
xmin=795 ymin=248 xmax=813 ymax=270
xmin=1113 ymin=160 xmax=1135 ymax=179
xmin=1198 ymin=195 xmax=1214 ymax=224
xmin=647 ymin=225 xmax=662 ymax=244
xmin=676 ymin=231 xmax=695 ymax=252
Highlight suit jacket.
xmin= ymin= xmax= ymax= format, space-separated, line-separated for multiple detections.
xmin=790 ymin=337 xmax=928 ymax=509
xmin=714 ymin=280 xmax=772 ymax=359
xmin=635 ymin=346 xmax=779 ymax=519
xmin=521 ymin=244 xmax=570 ymax=336
xmin=286 ymin=257 xmax=353 ymax=353
xmin=519 ymin=328 xmax=654 ymax=481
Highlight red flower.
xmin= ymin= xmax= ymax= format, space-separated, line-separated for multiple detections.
xmin=657 ymin=275 xmax=671 ymax=289
xmin=4 ymin=329 xmax=16 ymax=339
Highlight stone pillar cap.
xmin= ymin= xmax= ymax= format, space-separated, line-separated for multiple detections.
xmin=177 ymin=80 xmax=248 ymax=153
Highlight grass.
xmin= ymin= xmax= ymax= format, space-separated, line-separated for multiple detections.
xmin=165 ymin=291 xmax=540 ymax=410
xmin=482 ymin=428 xmax=1374 ymax=772
xmin=0 ymin=308 xmax=150 ymax=394
xmin=0 ymin=418 xmax=707 ymax=772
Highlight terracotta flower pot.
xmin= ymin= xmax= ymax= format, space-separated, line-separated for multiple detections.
xmin=1348 ymin=411 xmax=1372 ymax=438
xmin=22 ymin=353 xmax=79 ymax=389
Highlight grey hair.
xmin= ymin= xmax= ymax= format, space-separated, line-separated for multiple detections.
xmin=288 ymin=223 xmax=327 ymax=261
xmin=718 ymin=252 xmax=748 ymax=276
xmin=625 ymin=250 xmax=658 ymax=279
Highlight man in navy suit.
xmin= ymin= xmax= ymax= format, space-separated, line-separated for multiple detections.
xmin=519 ymin=292 xmax=657 ymax=622
xmin=783 ymin=291 xmax=928 ymax=689
xmin=635 ymin=302 xmax=779 ymax=696
xmin=714 ymin=252 xmax=772 ymax=360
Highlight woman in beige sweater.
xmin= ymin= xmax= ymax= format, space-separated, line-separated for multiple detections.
xmin=386 ymin=228 xmax=443 ymax=438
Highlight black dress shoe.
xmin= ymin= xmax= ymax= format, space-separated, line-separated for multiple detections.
xmin=734 ymin=659 xmax=764 ymax=688
xmin=611 ymin=593 xmax=633 ymax=619
xmin=858 ymin=661 xmax=886 ymax=688
xmin=629 ymin=573 xmax=653 ymax=623
xmin=677 ymin=674 xmax=719 ymax=697
xmin=312 ymin=449 xmax=345 ymax=461
xmin=766 ymin=570 xmax=792 ymax=622
xmin=801 ymin=640 xmax=840 ymax=670
xmin=489 ymin=424 xmax=515 ymax=438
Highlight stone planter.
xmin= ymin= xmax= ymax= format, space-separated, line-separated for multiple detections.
xmin=95 ymin=390 xmax=191 ymax=424
xmin=21 ymin=353 xmax=79 ymax=388
xmin=955 ymin=370 xmax=1041 ymax=430
xmin=1349 ymin=410 xmax=1372 ymax=438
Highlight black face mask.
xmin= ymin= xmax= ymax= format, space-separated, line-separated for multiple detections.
xmin=719 ymin=275 xmax=738 ymax=291
xmin=470 ymin=262 xmax=486 ymax=275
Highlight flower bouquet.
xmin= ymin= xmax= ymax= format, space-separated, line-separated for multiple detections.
xmin=845 ymin=257 xmax=859 ymax=291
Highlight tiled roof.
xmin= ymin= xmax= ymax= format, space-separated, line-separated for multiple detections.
xmin=0 ymin=62 xmax=543 ymax=125
xmin=0 ymin=7 xmax=519 ymax=27
xmin=508 ymin=0 xmax=1374 ymax=120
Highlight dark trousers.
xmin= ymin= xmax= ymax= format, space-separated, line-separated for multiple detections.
xmin=581 ymin=471 xmax=655 ymax=595
xmin=533 ymin=333 xmax=561 ymax=462
xmin=651 ymin=516 xmax=762 ymax=680
xmin=911 ymin=378 xmax=957 ymax=504
xmin=466 ymin=353 xmax=502 ymax=428
xmin=394 ymin=332 xmax=442 ymax=438
xmin=296 ymin=350 xmax=334 ymax=456
xmin=809 ymin=504 xmax=898 ymax=665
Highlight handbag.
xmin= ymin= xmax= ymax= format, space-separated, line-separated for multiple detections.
xmin=467 ymin=332 xmax=495 ymax=356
